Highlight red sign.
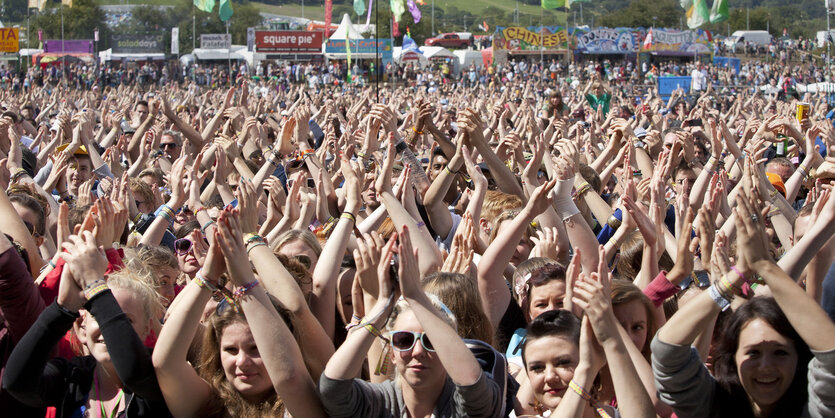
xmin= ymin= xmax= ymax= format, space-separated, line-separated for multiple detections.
xmin=255 ymin=30 xmax=323 ymax=53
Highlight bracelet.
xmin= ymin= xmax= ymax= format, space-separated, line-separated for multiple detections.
xmin=155 ymin=204 xmax=175 ymax=223
xmin=246 ymin=242 xmax=268 ymax=254
xmin=83 ymin=279 xmax=109 ymax=301
xmin=194 ymin=206 xmax=207 ymax=216
xmin=194 ymin=270 xmax=220 ymax=292
xmin=574 ymin=182 xmax=592 ymax=198
xmin=718 ymin=274 xmax=737 ymax=295
xmin=131 ymin=212 xmax=144 ymax=225
xmin=444 ymin=165 xmax=456 ymax=175
xmin=412 ymin=126 xmax=424 ymax=135
xmin=11 ymin=168 xmax=28 ymax=183
xmin=356 ymin=150 xmax=368 ymax=159
xmin=243 ymin=233 xmax=266 ymax=245
xmin=233 ymin=280 xmax=260 ymax=299
xmin=606 ymin=214 xmax=622 ymax=230
xmin=363 ymin=323 xmax=386 ymax=339
xmin=730 ymin=266 xmax=748 ymax=284
xmin=340 ymin=212 xmax=357 ymax=223
xmin=568 ymin=380 xmax=593 ymax=402
xmin=200 ymin=220 xmax=216 ymax=234
xmin=708 ymin=283 xmax=732 ymax=311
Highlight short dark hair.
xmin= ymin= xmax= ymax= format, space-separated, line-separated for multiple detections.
xmin=135 ymin=100 xmax=149 ymax=110
xmin=521 ymin=309 xmax=580 ymax=367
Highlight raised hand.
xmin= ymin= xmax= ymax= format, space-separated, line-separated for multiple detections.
xmin=61 ymin=231 xmax=108 ymax=289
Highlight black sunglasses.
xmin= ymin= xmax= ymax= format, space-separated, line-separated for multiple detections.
xmin=160 ymin=143 xmax=179 ymax=150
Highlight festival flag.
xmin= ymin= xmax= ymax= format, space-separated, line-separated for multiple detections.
xmin=391 ymin=0 xmax=406 ymax=23
xmin=354 ymin=0 xmax=366 ymax=16
xmin=709 ymin=0 xmax=729 ymax=24
xmin=403 ymin=31 xmax=423 ymax=54
xmin=61 ymin=0 xmax=72 ymax=7
xmin=406 ymin=0 xmax=421 ymax=23
xmin=346 ymin=25 xmax=352 ymax=84
xmin=681 ymin=0 xmax=710 ymax=29
xmin=325 ymin=0 xmax=333 ymax=36
xmin=643 ymin=27 xmax=653 ymax=50
xmin=541 ymin=0 xmax=565 ymax=9
xmin=218 ymin=0 xmax=233 ymax=22
xmin=193 ymin=0 xmax=215 ymax=13
xmin=392 ymin=15 xmax=400 ymax=36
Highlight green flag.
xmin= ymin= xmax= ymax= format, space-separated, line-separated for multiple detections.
xmin=354 ymin=0 xmax=366 ymax=15
xmin=193 ymin=0 xmax=214 ymax=13
xmin=681 ymin=0 xmax=709 ymax=28
xmin=710 ymin=0 xmax=729 ymax=24
xmin=542 ymin=0 xmax=565 ymax=10
xmin=219 ymin=0 xmax=233 ymax=21
xmin=346 ymin=25 xmax=352 ymax=84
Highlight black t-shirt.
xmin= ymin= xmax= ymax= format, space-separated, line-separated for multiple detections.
xmin=495 ymin=296 xmax=526 ymax=354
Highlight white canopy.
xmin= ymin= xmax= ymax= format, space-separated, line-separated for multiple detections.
xmin=18 ymin=48 xmax=43 ymax=57
xmin=422 ymin=46 xmax=455 ymax=60
xmin=193 ymin=45 xmax=247 ymax=61
xmin=99 ymin=48 xmax=165 ymax=61
xmin=393 ymin=46 xmax=428 ymax=67
xmin=328 ymin=14 xmax=363 ymax=40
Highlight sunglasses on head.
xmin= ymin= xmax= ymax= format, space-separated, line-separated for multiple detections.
xmin=389 ymin=331 xmax=435 ymax=352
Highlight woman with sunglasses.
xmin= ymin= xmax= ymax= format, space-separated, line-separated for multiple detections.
xmin=320 ymin=227 xmax=502 ymax=417
xmin=153 ymin=209 xmax=324 ymax=417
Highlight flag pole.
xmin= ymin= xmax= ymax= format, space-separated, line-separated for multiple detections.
xmin=61 ymin=5 xmax=65 ymax=86
xmin=539 ymin=5 xmax=543 ymax=76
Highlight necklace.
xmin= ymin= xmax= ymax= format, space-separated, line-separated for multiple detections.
xmin=94 ymin=369 xmax=125 ymax=418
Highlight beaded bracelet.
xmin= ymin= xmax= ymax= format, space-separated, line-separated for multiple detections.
xmin=233 ymin=280 xmax=260 ymax=299
xmin=243 ymin=233 xmax=266 ymax=245
xmin=84 ymin=279 xmax=109 ymax=301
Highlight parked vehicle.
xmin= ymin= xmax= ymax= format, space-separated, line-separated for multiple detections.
xmin=724 ymin=30 xmax=773 ymax=49
xmin=425 ymin=33 xmax=473 ymax=49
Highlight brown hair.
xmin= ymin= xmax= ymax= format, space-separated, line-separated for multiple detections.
xmin=197 ymin=296 xmax=294 ymax=417
xmin=273 ymin=229 xmax=323 ymax=256
xmin=481 ymin=190 xmax=522 ymax=227
xmin=610 ymin=279 xmax=655 ymax=360
xmin=129 ymin=178 xmax=155 ymax=210
xmin=422 ymin=272 xmax=493 ymax=345
xmin=615 ymin=231 xmax=674 ymax=282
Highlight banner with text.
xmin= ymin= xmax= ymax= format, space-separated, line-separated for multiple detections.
xmin=111 ymin=34 xmax=164 ymax=54
xmin=639 ymin=28 xmax=712 ymax=55
xmin=200 ymin=33 xmax=231 ymax=49
xmin=255 ymin=30 xmax=323 ymax=53
xmin=171 ymin=28 xmax=179 ymax=55
xmin=493 ymin=26 xmax=569 ymax=52
xmin=0 ymin=28 xmax=20 ymax=53
xmin=574 ymin=27 xmax=638 ymax=54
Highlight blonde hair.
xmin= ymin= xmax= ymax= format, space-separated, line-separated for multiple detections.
xmin=123 ymin=246 xmax=180 ymax=293
xmin=106 ymin=267 xmax=165 ymax=322
xmin=481 ymin=190 xmax=522 ymax=225
xmin=272 ymin=229 xmax=323 ymax=256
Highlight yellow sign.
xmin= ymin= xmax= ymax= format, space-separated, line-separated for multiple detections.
xmin=500 ymin=26 xmax=568 ymax=48
xmin=0 ymin=28 xmax=20 ymax=53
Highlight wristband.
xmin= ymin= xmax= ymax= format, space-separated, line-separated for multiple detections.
xmin=708 ymin=283 xmax=732 ymax=311
xmin=233 ymin=280 xmax=260 ymax=299
xmin=200 ymin=220 xmax=216 ymax=234
xmin=83 ymin=279 xmax=109 ymax=301
xmin=568 ymin=380 xmax=593 ymax=401
xmin=243 ymin=233 xmax=266 ymax=245
xmin=444 ymin=165 xmax=456 ymax=175
xmin=340 ymin=212 xmax=357 ymax=223
xmin=246 ymin=242 xmax=268 ymax=254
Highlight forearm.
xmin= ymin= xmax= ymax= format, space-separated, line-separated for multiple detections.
xmin=778 ymin=219 xmax=835 ymax=280
xmin=657 ymin=290 xmax=721 ymax=346
xmin=689 ymin=160 xmax=717 ymax=207
xmin=755 ymin=260 xmax=835 ymax=351
xmin=473 ymin=139 xmax=524 ymax=199
xmin=323 ymin=300 xmax=390 ymax=379
xmin=99 ymin=127 xmax=120 ymax=149
xmin=311 ymin=209 xmax=358 ymax=338
xmin=423 ymin=170 xmax=456 ymax=239
xmin=404 ymin=292 xmax=482 ymax=385
xmin=380 ymin=191 xmax=441 ymax=275
xmin=153 ymin=282 xmax=211 ymax=371
xmin=601 ymin=333 xmax=656 ymax=418
xmin=563 ymin=214 xmax=600 ymax=273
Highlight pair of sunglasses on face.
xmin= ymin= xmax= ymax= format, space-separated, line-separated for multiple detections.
xmin=389 ymin=331 xmax=435 ymax=352
xmin=173 ymin=237 xmax=209 ymax=256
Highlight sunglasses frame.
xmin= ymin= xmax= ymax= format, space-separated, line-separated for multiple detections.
xmin=389 ymin=330 xmax=435 ymax=353
xmin=173 ymin=238 xmax=193 ymax=256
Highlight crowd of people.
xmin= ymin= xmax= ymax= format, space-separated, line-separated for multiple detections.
xmin=0 ymin=53 xmax=833 ymax=418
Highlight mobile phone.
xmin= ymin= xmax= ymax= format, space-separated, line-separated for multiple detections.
xmin=225 ymin=198 xmax=238 ymax=209
xmin=306 ymin=178 xmax=315 ymax=188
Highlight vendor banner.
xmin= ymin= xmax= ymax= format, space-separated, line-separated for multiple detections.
xmin=493 ymin=26 xmax=569 ymax=51
xmin=640 ymin=28 xmax=712 ymax=55
xmin=111 ymin=34 xmax=164 ymax=54
xmin=325 ymin=38 xmax=392 ymax=55
xmin=44 ymin=39 xmax=93 ymax=54
xmin=0 ymin=28 xmax=19 ymax=53
xmin=255 ymin=30 xmax=323 ymax=53
xmin=200 ymin=33 xmax=231 ymax=49
xmin=574 ymin=28 xmax=638 ymax=54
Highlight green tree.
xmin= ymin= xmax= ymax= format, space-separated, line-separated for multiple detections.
xmin=30 ymin=0 xmax=108 ymax=45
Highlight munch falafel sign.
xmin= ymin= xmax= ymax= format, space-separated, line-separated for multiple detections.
xmin=111 ymin=34 xmax=164 ymax=54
